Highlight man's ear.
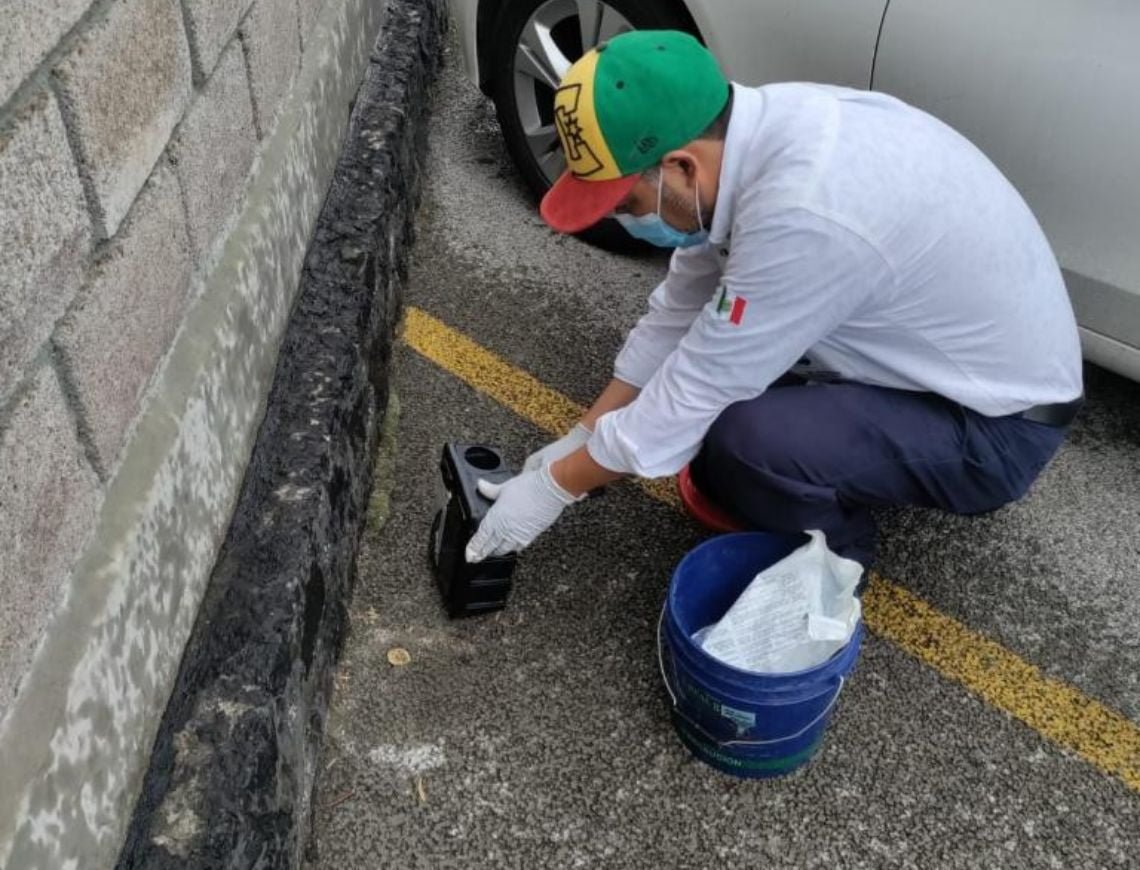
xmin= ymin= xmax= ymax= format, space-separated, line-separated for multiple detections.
xmin=661 ymin=149 xmax=699 ymax=183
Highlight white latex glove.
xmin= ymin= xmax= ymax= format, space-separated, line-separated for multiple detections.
xmin=465 ymin=464 xmax=581 ymax=562
xmin=522 ymin=423 xmax=592 ymax=473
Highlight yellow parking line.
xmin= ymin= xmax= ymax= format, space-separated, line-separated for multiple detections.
xmin=866 ymin=578 xmax=1140 ymax=790
xmin=403 ymin=305 xmax=1140 ymax=792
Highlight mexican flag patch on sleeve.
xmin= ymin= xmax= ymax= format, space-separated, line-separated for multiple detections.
xmin=713 ymin=285 xmax=747 ymax=325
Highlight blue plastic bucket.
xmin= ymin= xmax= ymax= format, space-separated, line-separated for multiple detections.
xmin=659 ymin=532 xmax=863 ymax=778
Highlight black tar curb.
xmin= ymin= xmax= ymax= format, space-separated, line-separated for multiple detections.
xmin=117 ymin=2 xmax=446 ymax=866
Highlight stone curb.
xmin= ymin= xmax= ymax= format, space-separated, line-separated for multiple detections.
xmin=116 ymin=2 xmax=445 ymax=865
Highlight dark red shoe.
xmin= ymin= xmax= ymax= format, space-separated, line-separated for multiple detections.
xmin=677 ymin=465 xmax=746 ymax=534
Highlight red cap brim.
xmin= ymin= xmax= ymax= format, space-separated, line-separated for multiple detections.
xmin=540 ymin=171 xmax=640 ymax=234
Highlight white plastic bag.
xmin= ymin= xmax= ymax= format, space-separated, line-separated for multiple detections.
xmin=693 ymin=530 xmax=862 ymax=673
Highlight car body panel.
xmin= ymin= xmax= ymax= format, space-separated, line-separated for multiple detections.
xmin=685 ymin=0 xmax=887 ymax=87
xmin=1079 ymin=324 xmax=1140 ymax=384
xmin=1069 ymin=272 xmax=1140 ymax=378
xmin=874 ymin=0 xmax=1140 ymax=358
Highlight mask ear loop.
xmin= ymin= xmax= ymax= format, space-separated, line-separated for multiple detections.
xmin=655 ymin=168 xmax=665 ymax=218
xmin=694 ymin=177 xmax=706 ymax=234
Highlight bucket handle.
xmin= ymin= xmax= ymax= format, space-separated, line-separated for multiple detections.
xmin=657 ymin=606 xmax=845 ymax=748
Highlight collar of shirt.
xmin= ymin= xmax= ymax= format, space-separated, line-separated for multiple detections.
xmin=707 ymin=83 xmax=766 ymax=247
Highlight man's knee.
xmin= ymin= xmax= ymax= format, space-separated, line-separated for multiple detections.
xmin=702 ymin=398 xmax=793 ymax=480
xmin=698 ymin=400 xmax=835 ymax=520
xmin=695 ymin=396 xmax=875 ymax=560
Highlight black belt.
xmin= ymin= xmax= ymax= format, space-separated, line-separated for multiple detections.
xmin=1018 ymin=395 xmax=1084 ymax=427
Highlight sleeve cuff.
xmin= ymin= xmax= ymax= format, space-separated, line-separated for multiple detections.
xmin=587 ymin=407 xmax=701 ymax=479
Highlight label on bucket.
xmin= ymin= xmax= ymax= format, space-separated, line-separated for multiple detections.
xmin=678 ymin=674 xmax=757 ymax=735
xmin=717 ymin=704 xmax=756 ymax=735
xmin=674 ymin=716 xmax=825 ymax=777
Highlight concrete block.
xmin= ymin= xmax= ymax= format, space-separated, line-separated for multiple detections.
xmin=182 ymin=0 xmax=254 ymax=80
xmin=0 ymin=90 xmax=91 ymax=400
xmin=0 ymin=363 xmax=101 ymax=719
xmin=0 ymin=0 xmax=93 ymax=107
xmin=56 ymin=163 xmax=192 ymax=469
xmin=298 ymin=0 xmax=327 ymax=50
xmin=241 ymin=0 xmax=302 ymax=137
xmin=53 ymin=0 xmax=192 ymax=238
xmin=172 ymin=41 xmax=257 ymax=257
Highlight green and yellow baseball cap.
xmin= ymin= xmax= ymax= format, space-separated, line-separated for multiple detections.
xmin=541 ymin=30 xmax=730 ymax=234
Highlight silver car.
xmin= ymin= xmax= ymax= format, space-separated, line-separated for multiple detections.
xmin=448 ymin=0 xmax=1140 ymax=383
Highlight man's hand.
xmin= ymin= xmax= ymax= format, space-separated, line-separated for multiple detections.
xmin=465 ymin=464 xmax=581 ymax=563
xmin=522 ymin=423 xmax=592 ymax=473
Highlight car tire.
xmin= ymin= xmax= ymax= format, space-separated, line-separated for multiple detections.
xmin=488 ymin=0 xmax=697 ymax=252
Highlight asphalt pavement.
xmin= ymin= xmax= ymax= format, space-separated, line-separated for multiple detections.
xmin=306 ymin=33 xmax=1140 ymax=869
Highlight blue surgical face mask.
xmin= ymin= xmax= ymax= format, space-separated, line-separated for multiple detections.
xmin=615 ymin=170 xmax=709 ymax=248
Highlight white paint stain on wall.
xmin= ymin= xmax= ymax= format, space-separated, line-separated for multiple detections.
xmin=0 ymin=0 xmax=390 ymax=865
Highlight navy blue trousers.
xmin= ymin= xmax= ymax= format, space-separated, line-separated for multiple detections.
xmin=688 ymin=379 xmax=1069 ymax=568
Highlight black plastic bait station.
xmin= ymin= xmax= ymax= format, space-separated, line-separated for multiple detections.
xmin=429 ymin=443 xmax=518 ymax=617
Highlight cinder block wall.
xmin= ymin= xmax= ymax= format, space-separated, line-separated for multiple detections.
xmin=0 ymin=0 xmax=390 ymax=864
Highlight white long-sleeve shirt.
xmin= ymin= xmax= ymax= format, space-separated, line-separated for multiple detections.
xmin=587 ymin=83 xmax=1083 ymax=479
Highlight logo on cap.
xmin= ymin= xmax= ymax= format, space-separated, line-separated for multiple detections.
xmin=554 ymin=84 xmax=603 ymax=178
